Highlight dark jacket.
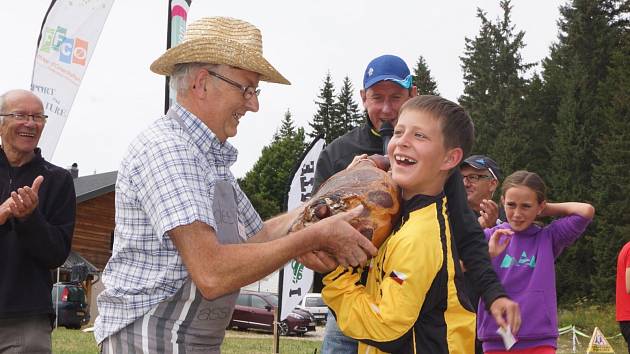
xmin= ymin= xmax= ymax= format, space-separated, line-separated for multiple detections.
xmin=0 ymin=148 xmax=76 ymax=319
xmin=313 ymin=121 xmax=507 ymax=309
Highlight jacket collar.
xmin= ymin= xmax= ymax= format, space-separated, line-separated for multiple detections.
xmin=393 ymin=192 xmax=446 ymax=232
xmin=0 ymin=147 xmax=43 ymax=169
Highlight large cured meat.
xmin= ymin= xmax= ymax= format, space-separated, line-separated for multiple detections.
xmin=290 ymin=155 xmax=401 ymax=248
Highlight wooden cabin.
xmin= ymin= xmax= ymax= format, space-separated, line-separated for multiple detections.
xmin=72 ymin=171 xmax=117 ymax=271
xmin=56 ymin=171 xmax=117 ymax=314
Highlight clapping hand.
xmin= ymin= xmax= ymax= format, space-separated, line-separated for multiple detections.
xmin=3 ymin=175 xmax=44 ymax=222
xmin=478 ymin=199 xmax=500 ymax=228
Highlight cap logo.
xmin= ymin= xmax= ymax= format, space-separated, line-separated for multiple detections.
xmin=368 ymin=67 xmax=374 ymax=77
xmin=475 ymin=158 xmax=487 ymax=166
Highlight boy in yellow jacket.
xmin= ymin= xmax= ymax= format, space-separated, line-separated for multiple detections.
xmin=323 ymin=95 xmax=476 ymax=353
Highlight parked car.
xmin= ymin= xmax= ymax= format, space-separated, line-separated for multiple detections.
xmin=51 ymin=282 xmax=89 ymax=329
xmin=229 ymin=290 xmax=316 ymax=336
xmin=297 ymin=293 xmax=328 ymax=325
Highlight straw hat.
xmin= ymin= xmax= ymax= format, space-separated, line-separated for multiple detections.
xmin=150 ymin=17 xmax=290 ymax=84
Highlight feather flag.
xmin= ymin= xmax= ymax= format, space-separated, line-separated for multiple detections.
xmin=279 ymin=137 xmax=325 ymax=320
xmin=31 ymin=0 xmax=114 ymax=160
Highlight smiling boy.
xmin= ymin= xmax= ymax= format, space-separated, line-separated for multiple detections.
xmin=322 ymin=95 xmax=478 ymax=353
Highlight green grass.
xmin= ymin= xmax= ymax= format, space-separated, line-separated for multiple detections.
xmin=221 ymin=336 xmax=320 ymax=354
xmin=51 ymin=328 xmax=321 ymax=354
xmin=556 ymin=301 xmax=626 ymax=353
xmin=52 ymin=327 xmax=99 ymax=354
xmin=52 ymin=303 xmax=630 ymax=354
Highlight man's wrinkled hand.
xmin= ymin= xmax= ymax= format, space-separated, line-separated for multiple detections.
xmin=0 ymin=198 xmax=11 ymax=225
xmin=296 ymin=251 xmax=338 ymax=273
xmin=8 ymin=175 xmax=44 ymax=221
xmin=315 ymin=205 xmax=377 ymax=268
xmin=489 ymin=297 xmax=521 ymax=335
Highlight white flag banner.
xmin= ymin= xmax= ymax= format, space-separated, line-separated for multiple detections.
xmin=279 ymin=137 xmax=325 ymax=320
xmin=31 ymin=0 xmax=114 ymax=160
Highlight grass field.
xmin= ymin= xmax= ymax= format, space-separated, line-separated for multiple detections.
xmin=51 ymin=329 xmax=320 ymax=354
xmin=53 ymin=302 xmax=628 ymax=353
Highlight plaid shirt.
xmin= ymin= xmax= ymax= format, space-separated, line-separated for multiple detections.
xmin=94 ymin=103 xmax=263 ymax=343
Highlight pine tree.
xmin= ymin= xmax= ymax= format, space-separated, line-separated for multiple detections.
xmin=239 ymin=111 xmax=307 ymax=219
xmin=539 ymin=0 xmax=627 ymax=303
xmin=459 ymin=0 xmax=534 ymax=174
xmin=459 ymin=9 xmax=498 ymax=157
xmin=309 ymin=72 xmax=338 ymax=143
xmin=412 ymin=56 xmax=439 ymax=95
xmin=590 ymin=30 xmax=630 ymax=302
xmin=335 ymin=76 xmax=362 ymax=135
xmin=277 ymin=109 xmax=295 ymax=140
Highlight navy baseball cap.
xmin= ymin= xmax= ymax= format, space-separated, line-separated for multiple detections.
xmin=461 ymin=155 xmax=502 ymax=181
xmin=363 ymin=54 xmax=413 ymax=90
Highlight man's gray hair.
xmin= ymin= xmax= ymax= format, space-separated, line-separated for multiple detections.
xmin=170 ymin=63 xmax=221 ymax=96
xmin=0 ymin=93 xmax=5 ymax=125
xmin=0 ymin=92 xmax=5 ymax=113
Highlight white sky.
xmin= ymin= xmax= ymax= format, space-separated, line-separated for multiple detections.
xmin=1 ymin=0 xmax=565 ymax=178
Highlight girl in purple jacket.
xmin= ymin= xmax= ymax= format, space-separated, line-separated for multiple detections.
xmin=477 ymin=170 xmax=595 ymax=354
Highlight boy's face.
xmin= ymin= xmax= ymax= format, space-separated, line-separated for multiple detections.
xmin=387 ymin=109 xmax=461 ymax=200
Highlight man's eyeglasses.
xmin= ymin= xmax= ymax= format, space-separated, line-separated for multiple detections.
xmin=206 ymin=70 xmax=261 ymax=100
xmin=0 ymin=113 xmax=48 ymax=124
xmin=462 ymin=174 xmax=493 ymax=184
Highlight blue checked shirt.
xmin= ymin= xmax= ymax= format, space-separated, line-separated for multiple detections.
xmin=94 ymin=103 xmax=263 ymax=343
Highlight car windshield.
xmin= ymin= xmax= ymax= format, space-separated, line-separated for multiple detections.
xmin=264 ymin=294 xmax=279 ymax=307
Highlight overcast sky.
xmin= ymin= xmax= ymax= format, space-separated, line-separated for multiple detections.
xmin=1 ymin=0 xmax=565 ymax=178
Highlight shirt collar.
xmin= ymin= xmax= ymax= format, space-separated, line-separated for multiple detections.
xmin=172 ymin=102 xmax=238 ymax=167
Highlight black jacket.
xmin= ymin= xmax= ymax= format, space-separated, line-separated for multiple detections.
xmin=0 ymin=148 xmax=76 ymax=319
xmin=313 ymin=122 xmax=507 ymax=310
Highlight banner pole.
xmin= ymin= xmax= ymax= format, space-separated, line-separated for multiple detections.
xmin=572 ymin=325 xmax=576 ymax=353
xmin=274 ymin=267 xmax=284 ymax=353
xmin=164 ymin=2 xmax=173 ymax=114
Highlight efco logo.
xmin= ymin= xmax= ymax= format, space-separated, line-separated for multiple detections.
xmin=40 ymin=26 xmax=88 ymax=66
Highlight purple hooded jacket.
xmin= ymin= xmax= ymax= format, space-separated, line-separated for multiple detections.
xmin=477 ymin=215 xmax=591 ymax=351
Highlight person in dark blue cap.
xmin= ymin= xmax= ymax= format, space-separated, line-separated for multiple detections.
xmin=461 ymin=154 xmax=506 ymax=228
xmin=309 ymin=54 xmax=521 ymax=354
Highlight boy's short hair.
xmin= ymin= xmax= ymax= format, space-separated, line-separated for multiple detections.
xmin=399 ymin=95 xmax=474 ymax=159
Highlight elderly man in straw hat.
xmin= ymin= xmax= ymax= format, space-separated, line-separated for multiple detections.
xmin=94 ymin=17 xmax=376 ymax=353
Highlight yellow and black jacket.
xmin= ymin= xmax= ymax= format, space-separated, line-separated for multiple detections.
xmin=322 ymin=193 xmax=475 ymax=354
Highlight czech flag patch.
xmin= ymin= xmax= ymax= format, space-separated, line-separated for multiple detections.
xmin=389 ymin=270 xmax=408 ymax=285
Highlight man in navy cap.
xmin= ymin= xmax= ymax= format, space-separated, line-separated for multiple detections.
xmin=311 ymin=55 xmax=520 ymax=354
xmin=461 ymin=154 xmax=506 ymax=228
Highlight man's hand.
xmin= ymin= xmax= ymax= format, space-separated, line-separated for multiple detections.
xmin=346 ymin=154 xmax=368 ymax=170
xmin=7 ymin=175 xmax=44 ymax=221
xmin=488 ymin=229 xmax=514 ymax=258
xmin=478 ymin=199 xmax=500 ymax=228
xmin=0 ymin=198 xmax=12 ymax=225
xmin=313 ymin=205 xmax=377 ymax=268
xmin=489 ymin=297 xmax=521 ymax=335
xmin=296 ymin=250 xmax=338 ymax=273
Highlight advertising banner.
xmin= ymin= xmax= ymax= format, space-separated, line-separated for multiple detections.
xmin=31 ymin=0 xmax=114 ymax=160
xmin=279 ymin=137 xmax=325 ymax=320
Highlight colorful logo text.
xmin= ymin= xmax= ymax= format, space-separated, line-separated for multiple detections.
xmin=40 ymin=26 xmax=88 ymax=66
